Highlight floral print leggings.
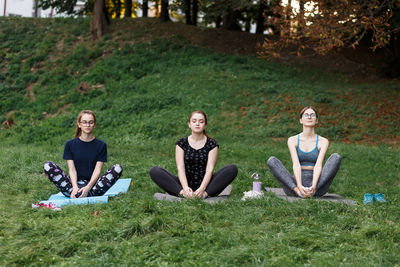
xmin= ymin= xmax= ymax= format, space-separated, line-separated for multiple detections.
xmin=43 ymin=161 xmax=123 ymax=197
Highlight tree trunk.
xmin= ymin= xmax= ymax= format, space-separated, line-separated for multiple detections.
xmin=192 ymin=0 xmax=198 ymax=26
xmin=3 ymin=0 xmax=6 ymax=16
xmin=115 ymin=0 xmax=121 ymax=18
xmin=256 ymin=0 xmax=266 ymax=34
xmin=160 ymin=0 xmax=170 ymax=21
xmin=387 ymin=33 xmax=400 ymax=77
xmin=90 ymin=0 xmax=109 ymax=39
xmin=125 ymin=0 xmax=132 ymax=18
xmin=299 ymin=0 xmax=304 ymax=17
xmin=223 ymin=9 xmax=241 ymax=31
xmin=143 ymin=0 xmax=148 ymax=17
xmin=216 ymin=16 xmax=222 ymax=28
xmin=185 ymin=0 xmax=191 ymax=25
xmin=286 ymin=0 xmax=292 ymax=19
xmin=33 ymin=0 xmax=39 ymax=17
xmin=298 ymin=0 xmax=304 ymax=32
xmin=245 ymin=15 xmax=251 ymax=32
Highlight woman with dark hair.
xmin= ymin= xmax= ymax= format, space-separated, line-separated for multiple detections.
xmin=43 ymin=110 xmax=123 ymax=198
xmin=267 ymin=106 xmax=341 ymax=198
xmin=150 ymin=110 xmax=238 ymax=198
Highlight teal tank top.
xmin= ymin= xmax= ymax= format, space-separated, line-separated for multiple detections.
xmin=297 ymin=134 xmax=319 ymax=166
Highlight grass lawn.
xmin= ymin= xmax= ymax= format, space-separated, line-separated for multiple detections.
xmin=0 ymin=17 xmax=399 ymax=265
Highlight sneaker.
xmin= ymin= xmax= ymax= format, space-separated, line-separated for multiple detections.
xmin=32 ymin=202 xmax=61 ymax=211
xmin=374 ymin=193 xmax=387 ymax=203
xmin=363 ymin=193 xmax=374 ymax=205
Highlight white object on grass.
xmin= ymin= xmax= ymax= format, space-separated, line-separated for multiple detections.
xmin=241 ymin=190 xmax=264 ymax=201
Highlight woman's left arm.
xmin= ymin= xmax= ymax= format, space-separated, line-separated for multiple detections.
xmin=78 ymin=161 xmax=104 ymax=198
xmin=311 ymin=137 xmax=329 ymax=192
xmin=194 ymin=147 xmax=218 ymax=197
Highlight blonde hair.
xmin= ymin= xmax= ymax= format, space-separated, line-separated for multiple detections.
xmin=74 ymin=110 xmax=97 ymax=138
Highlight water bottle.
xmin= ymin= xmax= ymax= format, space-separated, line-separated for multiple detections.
xmin=251 ymin=173 xmax=262 ymax=192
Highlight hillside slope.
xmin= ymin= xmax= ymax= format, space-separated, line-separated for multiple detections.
xmin=0 ymin=17 xmax=399 ymax=146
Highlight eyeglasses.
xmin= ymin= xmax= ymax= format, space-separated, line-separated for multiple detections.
xmin=302 ymin=113 xmax=317 ymax=119
xmin=80 ymin=120 xmax=95 ymax=126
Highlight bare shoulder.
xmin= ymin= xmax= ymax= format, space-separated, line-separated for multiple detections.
xmin=287 ymin=135 xmax=298 ymax=147
xmin=318 ymin=135 xmax=329 ymax=147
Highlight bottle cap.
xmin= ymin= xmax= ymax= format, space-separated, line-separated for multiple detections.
xmin=251 ymin=173 xmax=259 ymax=180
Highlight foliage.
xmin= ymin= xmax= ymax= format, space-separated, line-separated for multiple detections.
xmin=38 ymin=0 xmax=89 ymax=15
xmin=0 ymin=16 xmax=399 ymax=266
xmin=105 ymin=0 xmax=139 ymax=18
xmin=37 ymin=0 xmax=138 ymax=18
xmin=260 ymin=0 xmax=400 ymax=57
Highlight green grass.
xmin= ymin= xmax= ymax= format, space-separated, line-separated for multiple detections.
xmin=0 ymin=17 xmax=399 ymax=265
xmin=1 ymin=143 xmax=399 ymax=266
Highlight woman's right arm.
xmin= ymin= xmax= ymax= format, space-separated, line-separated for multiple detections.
xmin=175 ymin=145 xmax=192 ymax=197
xmin=288 ymin=136 xmax=307 ymax=197
xmin=66 ymin=160 xmax=79 ymax=199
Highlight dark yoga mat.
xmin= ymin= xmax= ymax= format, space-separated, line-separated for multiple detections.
xmin=154 ymin=185 xmax=233 ymax=203
xmin=265 ymin=187 xmax=355 ymax=205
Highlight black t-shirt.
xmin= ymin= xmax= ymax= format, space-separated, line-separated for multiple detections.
xmin=63 ymin=138 xmax=107 ymax=181
xmin=176 ymin=137 xmax=219 ymax=189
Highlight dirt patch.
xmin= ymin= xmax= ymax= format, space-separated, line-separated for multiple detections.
xmin=271 ymin=137 xmax=286 ymax=142
xmin=25 ymin=81 xmax=38 ymax=102
xmin=77 ymin=82 xmax=104 ymax=93
xmin=77 ymin=82 xmax=92 ymax=93
xmin=56 ymin=39 xmax=64 ymax=51
xmin=2 ymin=111 xmax=16 ymax=129
xmin=40 ymin=103 xmax=72 ymax=120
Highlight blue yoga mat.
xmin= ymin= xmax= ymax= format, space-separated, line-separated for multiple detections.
xmin=40 ymin=178 xmax=132 ymax=207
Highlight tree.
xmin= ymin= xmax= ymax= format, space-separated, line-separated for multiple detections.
xmin=386 ymin=1 xmax=400 ymax=76
xmin=183 ymin=0 xmax=198 ymax=25
xmin=38 ymin=0 xmax=109 ymax=38
xmin=200 ymin=0 xmax=254 ymax=31
xmin=112 ymin=0 xmax=121 ymax=18
xmin=222 ymin=8 xmax=242 ymax=31
xmin=160 ymin=0 xmax=170 ymax=21
xmin=185 ymin=0 xmax=191 ymax=24
xmin=90 ymin=0 xmax=110 ymax=39
xmin=125 ymin=0 xmax=132 ymax=18
xmin=192 ymin=0 xmax=198 ymax=26
xmin=260 ymin=0 xmax=399 ymax=58
xmin=256 ymin=0 xmax=266 ymax=34
xmin=37 ymin=0 xmax=83 ymax=15
xmin=143 ymin=0 xmax=149 ymax=17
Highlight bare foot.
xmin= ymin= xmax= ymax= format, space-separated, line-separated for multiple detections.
xmin=294 ymin=187 xmax=303 ymax=198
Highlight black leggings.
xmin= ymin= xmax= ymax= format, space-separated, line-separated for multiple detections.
xmin=149 ymin=164 xmax=238 ymax=197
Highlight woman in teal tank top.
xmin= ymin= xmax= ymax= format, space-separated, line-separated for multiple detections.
xmin=267 ymin=106 xmax=341 ymax=198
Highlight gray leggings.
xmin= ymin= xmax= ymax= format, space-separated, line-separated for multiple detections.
xmin=267 ymin=153 xmax=341 ymax=197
